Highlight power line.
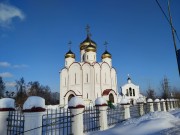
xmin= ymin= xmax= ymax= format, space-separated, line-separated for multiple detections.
xmin=155 ymin=0 xmax=180 ymax=44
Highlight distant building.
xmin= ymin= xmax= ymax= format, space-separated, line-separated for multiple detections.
xmin=59 ymin=27 xmax=118 ymax=106
xmin=121 ymin=75 xmax=145 ymax=104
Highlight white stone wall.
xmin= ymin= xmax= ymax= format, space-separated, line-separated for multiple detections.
xmin=101 ymin=62 xmax=111 ymax=91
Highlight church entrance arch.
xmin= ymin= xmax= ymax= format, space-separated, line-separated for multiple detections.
xmin=109 ymin=93 xmax=114 ymax=103
xmin=68 ymin=94 xmax=74 ymax=102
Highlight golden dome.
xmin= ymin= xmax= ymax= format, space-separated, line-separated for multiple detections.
xmin=65 ymin=50 xmax=75 ymax=58
xmin=80 ymin=35 xmax=96 ymax=50
xmin=85 ymin=44 xmax=96 ymax=52
xmin=101 ymin=50 xmax=112 ymax=59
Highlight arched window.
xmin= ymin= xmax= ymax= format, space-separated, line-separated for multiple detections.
xmin=129 ymin=87 xmax=132 ymax=96
xmin=109 ymin=93 xmax=114 ymax=103
xmin=68 ymin=94 xmax=74 ymax=102
xmin=126 ymin=89 xmax=129 ymax=96
xmin=133 ymin=89 xmax=135 ymax=96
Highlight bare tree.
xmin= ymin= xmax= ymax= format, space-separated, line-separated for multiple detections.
xmin=146 ymin=86 xmax=156 ymax=100
xmin=15 ymin=77 xmax=28 ymax=107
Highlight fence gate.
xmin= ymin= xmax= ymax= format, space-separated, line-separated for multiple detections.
xmin=83 ymin=106 xmax=100 ymax=133
xmin=7 ymin=111 xmax=24 ymax=135
xmin=42 ymin=108 xmax=73 ymax=135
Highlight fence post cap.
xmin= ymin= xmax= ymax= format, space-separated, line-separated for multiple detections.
xmin=147 ymin=98 xmax=153 ymax=103
xmin=120 ymin=97 xmax=129 ymax=105
xmin=154 ymin=99 xmax=160 ymax=103
xmin=160 ymin=99 xmax=165 ymax=102
xmin=95 ymin=97 xmax=107 ymax=106
xmin=68 ymin=97 xmax=85 ymax=108
xmin=0 ymin=98 xmax=15 ymax=111
xmin=23 ymin=96 xmax=45 ymax=112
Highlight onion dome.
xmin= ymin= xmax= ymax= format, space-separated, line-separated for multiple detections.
xmin=85 ymin=43 xmax=96 ymax=52
xmin=65 ymin=50 xmax=75 ymax=58
xmin=101 ymin=50 xmax=112 ymax=59
xmin=80 ymin=35 xmax=96 ymax=50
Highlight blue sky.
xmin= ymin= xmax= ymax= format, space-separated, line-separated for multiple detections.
xmin=0 ymin=0 xmax=180 ymax=95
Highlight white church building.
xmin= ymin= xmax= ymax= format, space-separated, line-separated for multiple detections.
xmin=121 ymin=75 xmax=145 ymax=104
xmin=59 ymin=28 xmax=119 ymax=106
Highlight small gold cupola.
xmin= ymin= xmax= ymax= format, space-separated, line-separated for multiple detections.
xmin=85 ymin=43 xmax=96 ymax=52
xmin=101 ymin=41 xmax=112 ymax=59
xmin=101 ymin=50 xmax=111 ymax=59
xmin=65 ymin=50 xmax=75 ymax=59
xmin=65 ymin=41 xmax=75 ymax=59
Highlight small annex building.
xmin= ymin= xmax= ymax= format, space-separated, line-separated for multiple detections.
xmin=121 ymin=75 xmax=145 ymax=104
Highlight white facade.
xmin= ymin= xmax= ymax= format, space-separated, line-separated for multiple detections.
xmin=121 ymin=76 xmax=142 ymax=104
xmin=59 ymin=34 xmax=118 ymax=106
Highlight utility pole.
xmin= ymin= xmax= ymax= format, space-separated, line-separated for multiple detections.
xmin=167 ymin=0 xmax=180 ymax=76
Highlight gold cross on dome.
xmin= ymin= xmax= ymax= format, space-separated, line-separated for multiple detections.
xmin=104 ymin=41 xmax=108 ymax=50
xmin=68 ymin=41 xmax=72 ymax=50
xmin=86 ymin=24 xmax=92 ymax=37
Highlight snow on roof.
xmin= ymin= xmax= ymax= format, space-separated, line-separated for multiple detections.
xmin=68 ymin=96 xmax=85 ymax=108
xmin=0 ymin=98 xmax=15 ymax=108
xmin=147 ymin=98 xmax=153 ymax=103
xmin=95 ymin=97 xmax=107 ymax=106
xmin=23 ymin=96 xmax=45 ymax=110
xmin=154 ymin=99 xmax=160 ymax=102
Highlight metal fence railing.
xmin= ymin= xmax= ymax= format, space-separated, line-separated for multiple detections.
xmin=42 ymin=108 xmax=72 ymax=135
xmin=154 ymin=103 xmax=158 ymax=111
xmin=107 ymin=104 xmax=124 ymax=126
xmin=143 ymin=103 xmax=150 ymax=114
xmin=130 ymin=105 xmax=140 ymax=118
xmin=7 ymin=111 xmax=24 ymax=135
xmin=160 ymin=102 xmax=164 ymax=111
xmin=83 ymin=106 xmax=100 ymax=133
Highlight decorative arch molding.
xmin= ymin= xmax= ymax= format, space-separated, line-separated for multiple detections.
xmin=69 ymin=62 xmax=82 ymax=69
xmin=59 ymin=67 xmax=68 ymax=73
xmin=100 ymin=61 xmax=111 ymax=69
xmin=64 ymin=90 xmax=82 ymax=97
xmin=102 ymin=89 xmax=117 ymax=96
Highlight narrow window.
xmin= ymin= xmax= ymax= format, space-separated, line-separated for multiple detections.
xmin=94 ymin=55 xmax=95 ymax=60
xmin=87 ymin=73 xmax=88 ymax=83
xmin=87 ymin=93 xmax=88 ymax=98
xmin=75 ymin=73 xmax=76 ymax=84
xmin=87 ymin=55 xmax=88 ymax=60
xmin=133 ymin=89 xmax=135 ymax=96
xmin=126 ymin=89 xmax=129 ymax=96
xmin=65 ymin=78 xmax=66 ymax=86
xmin=129 ymin=87 xmax=132 ymax=96
xmin=96 ymin=73 xmax=98 ymax=83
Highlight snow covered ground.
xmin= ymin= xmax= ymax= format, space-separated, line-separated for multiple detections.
xmin=88 ymin=109 xmax=180 ymax=135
